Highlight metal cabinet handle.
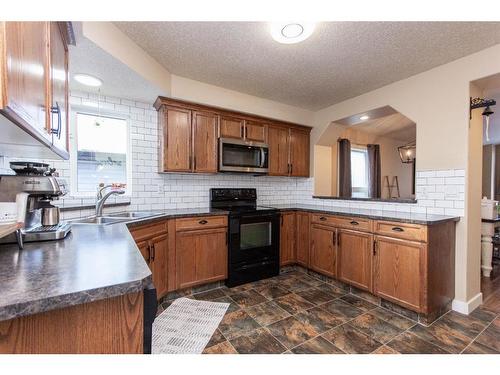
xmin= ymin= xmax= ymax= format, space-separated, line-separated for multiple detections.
xmin=350 ymin=220 xmax=359 ymax=225
xmin=151 ymin=243 xmax=155 ymax=261
xmin=199 ymin=220 xmax=208 ymax=225
xmin=392 ymin=227 xmax=404 ymax=232
xmin=319 ymin=216 xmax=327 ymax=221
xmin=373 ymin=240 xmax=377 ymax=255
xmin=50 ymin=102 xmax=62 ymax=139
xmin=147 ymin=244 xmax=152 ymax=263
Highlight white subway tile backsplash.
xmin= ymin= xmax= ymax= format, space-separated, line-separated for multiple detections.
xmin=1 ymin=90 xmax=465 ymax=219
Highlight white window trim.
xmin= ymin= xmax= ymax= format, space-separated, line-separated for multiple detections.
xmin=351 ymin=144 xmax=369 ymax=198
xmin=69 ymin=106 xmax=132 ymax=198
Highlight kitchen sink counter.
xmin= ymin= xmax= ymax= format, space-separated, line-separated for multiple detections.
xmin=267 ymin=204 xmax=460 ymax=225
xmin=0 ymin=208 xmax=229 ymax=322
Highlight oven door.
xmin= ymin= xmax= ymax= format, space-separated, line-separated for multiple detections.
xmin=229 ymin=213 xmax=279 ymax=265
xmin=219 ymin=138 xmax=269 ymax=173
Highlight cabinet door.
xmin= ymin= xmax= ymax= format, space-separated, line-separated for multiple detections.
xmin=150 ymin=233 xmax=169 ymax=298
xmin=162 ymin=107 xmax=192 ymax=172
xmin=49 ymin=22 xmax=69 ymax=154
xmin=280 ymin=212 xmax=296 ymax=266
xmin=137 ymin=241 xmax=151 ymax=266
xmin=290 ymin=129 xmax=310 ymax=177
xmin=296 ymin=212 xmax=310 ymax=267
xmin=310 ymin=224 xmax=336 ymax=277
xmin=373 ymin=236 xmax=424 ymax=312
xmin=337 ymin=229 xmax=373 ymax=292
xmin=2 ymin=22 xmax=50 ymax=139
xmin=245 ymin=120 xmax=267 ymax=142
xmin=220 ymin=115 xmax=244 ymax=139
xmin=268 ymin=126 xmax=290 ymax=176
xmin=192 ymin=111 xmax=218 ymax=173
xmin=176 ymin=228 xmax=227 ymax=289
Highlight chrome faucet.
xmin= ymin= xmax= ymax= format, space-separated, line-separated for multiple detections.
xmin=95 ymin=184 xmax=126 ymax=217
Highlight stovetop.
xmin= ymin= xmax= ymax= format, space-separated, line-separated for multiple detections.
xmin=209 ymin=188 xmax=278 ymax=215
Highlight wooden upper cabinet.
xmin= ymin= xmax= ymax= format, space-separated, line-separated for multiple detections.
xmin=337 ymin=229 xmax=373 ymax=292
xmin=268 ymin=126 xmax=290 ymax=176
xmin=161 ymin=106 xmax=192 ymax=172
xmin=1 ymin=22 xmax=50 ymax=139
xmin=192 ymin=111 xmax=218 ymax=173
xmin=295 ymin=211 xmax=310 ymax=267
xmin=49 ymin=22 xmax=69 ymax=153
xmin=373 ymin=236 xmax=425 ymax=312
xmin=245 ymin=120 xmax=267 ymax=142
xmin=310 ymin=224 xmax=336 ymax=278
xmin=290 ymin=129 xmax=310 ymax=177
xmin=280 ymin=212 xmax=296 ymax=266
xmin=220 ymin=115 xmax=244 ymax=139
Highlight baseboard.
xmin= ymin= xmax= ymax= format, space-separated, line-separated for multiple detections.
xmin=452 ymin=292 xmax=483 ymax=314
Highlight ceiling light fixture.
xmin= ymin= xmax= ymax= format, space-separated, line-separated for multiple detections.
xmin=74 ymin=73 xmax=103 ymax=87
xmin=270 ymin=22 xmax=315 ymax=44
xmin=359 ymin=115 xmax=370 ymax=121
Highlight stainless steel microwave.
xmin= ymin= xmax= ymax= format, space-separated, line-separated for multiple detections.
xmin=219 ymin=138 xmax=269 ymax=174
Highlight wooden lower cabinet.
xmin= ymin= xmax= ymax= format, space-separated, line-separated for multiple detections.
xmin=309 ymin=224 xmax=336 ymax=278
xmin=337 ymin=229 xmax=373 ymax=292
xmin=295 ymin=212 xmax=310 ymax=267
xmin=373 ymin=236 xmax=425 ymax=312
xmin=175 ymin=226 xmax=227 ymax=289
xmin=280 ymin=212 xmax=296 ymax=266
xmin=0 ymin=293 xmax=143 ymax=354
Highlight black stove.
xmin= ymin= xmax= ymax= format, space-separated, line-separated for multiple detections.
xmin=210 ymin=188 xmax=280 ymax=287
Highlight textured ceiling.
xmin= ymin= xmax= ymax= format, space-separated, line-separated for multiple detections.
xmin=69 ymin=28 xmax=165 ymax=104
xmin=115 ymin=22 xmax=500 ymax=110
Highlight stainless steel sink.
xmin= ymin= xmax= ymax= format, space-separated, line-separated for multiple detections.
xmin=105 ymin=211 xmax=162 ymax=219
xmin=70 ymin=216 xmax=130 ymax=225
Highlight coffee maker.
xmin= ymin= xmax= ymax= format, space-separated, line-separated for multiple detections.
xmin=0 ymin=174 xmax=71 ymax=246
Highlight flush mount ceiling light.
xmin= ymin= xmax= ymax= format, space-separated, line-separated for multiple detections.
xmin=359 ymin=115 xmax=370 ymax=121
xmin=270 ymin=22 xmax=315 ymax=44
xmin=74 ymin=73 xmax=103 ymax=87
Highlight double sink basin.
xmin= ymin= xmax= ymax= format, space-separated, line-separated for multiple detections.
xmin=70 ymin=211 xmax=162 ymax=225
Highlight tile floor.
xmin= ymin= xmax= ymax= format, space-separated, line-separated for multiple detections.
xmin=157 ymin=270 xmax=500 ymax=354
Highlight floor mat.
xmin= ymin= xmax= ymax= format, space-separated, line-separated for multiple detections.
xmin=152 ymin=297 xmax=229 ymax=354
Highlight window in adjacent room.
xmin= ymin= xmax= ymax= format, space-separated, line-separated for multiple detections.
xmin=351 ymin=146 xmax=369 ymax=198
xmin=71 ymin=112 xmax=130 ymax=195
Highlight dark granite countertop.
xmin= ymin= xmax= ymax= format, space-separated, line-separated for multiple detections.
xmin=0 ymin=208 xmax=229 ymax=322
xmin=482 ymin=216 xmax=500 ymax=223
xmin=312 ymin=196 xmax=418 ymax=204
xmin=268 ymin=204 xmax=460 ymax=225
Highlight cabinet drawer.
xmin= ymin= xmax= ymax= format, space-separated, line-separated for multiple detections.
xmin=374 ymin=221 xmax=427 ymax=242
xmin=311 ymin=214 xmax=371 ymax=232
xmin=175 ymin=215 xmax=227 ymax=231
xmin=129 ymin=220 xmax=168 ymax=242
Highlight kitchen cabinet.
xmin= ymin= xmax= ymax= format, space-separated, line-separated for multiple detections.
xmin=0 ymin=21 xmax=71 ymax=159
xmin=244 ymin=120 xmax=267 ymax=142
xmin=220 ymin=115 xmax=245 ymax=139
xmin=49 ymin=22 xmax=69 ymax=153
xmin=175 ymin=216 xmax=228 ymax=289
xmin=129 ymin=220 xmax=169 ymax=299
xmin=295 ymin=211 xmax=310 ymax=267
xmin=268 ymin=126 xmax=290 ymax=176
xmin=154 ymin=97 xmax=311 ymax=177
xmin=289 ymin=129 xmax=310 ymax=177
xmin=160 ymin=106 xmax=192 ymax=172
xmin=192 ymin=111 xmax=218 ymax=173
xmin=310 ymin=224 xmax=337 ymax=278
xmin=280 ymin=212 xmax=296 ymax=266
xmin=373 ymin=236 xmax=424 ymax=311
xmin=337 ymin=229 xmax=373 ymax=292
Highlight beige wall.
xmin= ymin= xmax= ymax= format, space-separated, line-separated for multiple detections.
xmin=311 ymin=44 xmax=500 ymax=308
xmin=313 ymin=145 xmax=333 ymax=196
xmin=482 ymin=144 xmax=493 ymax=199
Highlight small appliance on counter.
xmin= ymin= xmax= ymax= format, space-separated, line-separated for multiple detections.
xmin=0 ymin=162 xmax=71 ymax=248
xmin=210 ymin=188 xmax=280 ymax=287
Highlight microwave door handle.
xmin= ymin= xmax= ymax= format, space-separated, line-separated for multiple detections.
xmin=260 ymin=148 xmax=265 ymax=168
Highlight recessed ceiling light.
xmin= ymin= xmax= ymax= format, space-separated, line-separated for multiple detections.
xmin=359 ymin=115 xmax=370 ymax=121
xmin=270 ymin=22 xmax=315 ymax=44
xmin=74 ymin=73 xmax=103 ymax=87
